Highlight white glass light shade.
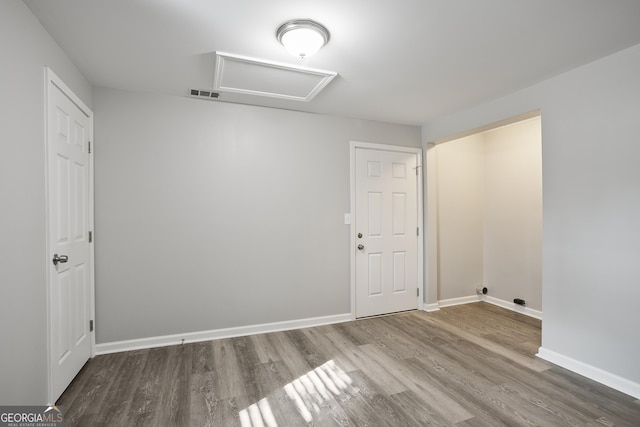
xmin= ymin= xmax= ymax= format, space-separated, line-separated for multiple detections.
xmin=277 ymin=20 xmax=330 ymax=59
xmin=281 ymin=28 xmax=325 ymax=58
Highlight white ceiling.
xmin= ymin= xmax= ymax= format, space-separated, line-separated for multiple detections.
xmin=24 ymin=0 xmax=640 ymax=126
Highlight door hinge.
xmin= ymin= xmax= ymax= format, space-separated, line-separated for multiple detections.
xmin=89 ymin=231 xmax=93 ymax=243
xmin=417 ymin=288 xmax=420 ymax=297
xmin=88 ymin=141 xmax=92 ymax=153
xmin=89 ymin=320 xmax=94 ymax=332
xmin=417 ymin=227 xmax=420 ymax=236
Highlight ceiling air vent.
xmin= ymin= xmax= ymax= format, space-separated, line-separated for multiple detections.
xmin=188 ymin=89 xmax=220 ymax=100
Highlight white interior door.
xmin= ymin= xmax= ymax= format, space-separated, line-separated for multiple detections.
xmin=46 ymin=69 xmax=93 ymax=402
xmin=354 ymin=145 xmax=420 ymax=317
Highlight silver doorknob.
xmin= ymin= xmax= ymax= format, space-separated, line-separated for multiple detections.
xmin=52 ymin=254 xmax=69 ymax=266
xmin=357 ymin=244 xmax=365 ymax=250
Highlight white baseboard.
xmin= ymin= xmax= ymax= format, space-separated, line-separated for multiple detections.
xmin=96 ymin=312 xmax=353 ymax=355
xmin=423 ymin=303 xmax=440 ymax=312
xmin=422 ymin=295 xmax=542 ymax=320
xmin=537 ymin=347 xmax=640 ymax=399
xmin=436 ymin=295 xmax=484 ymax=308
xmin=484 ymin=296 xmax=542 ymax=320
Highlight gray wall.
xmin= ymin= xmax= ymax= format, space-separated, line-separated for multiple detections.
xmin=93 ymin=88 xmax=421 ymax=344
xmin=0 ymin=0 xmax=92 ymax=404
xmin=423 ymin=43 xmax=640 ymax=385
xmin=434 ymin=133 xmax=485 ymax=301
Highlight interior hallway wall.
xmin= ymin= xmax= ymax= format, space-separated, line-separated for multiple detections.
xmin=483 ymin=118 xmax=542 ymax=310
xmin=93 ymin=87 xmax=421 ymax=344
xmin=0 ymin=0 xmax=93 ymax=404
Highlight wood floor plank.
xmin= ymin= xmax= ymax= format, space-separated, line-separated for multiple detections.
xmin=211 ymin=395 xmax=251 ymax=427
xmin=55 ymin=353 xmax=109 ymax=412
xmin=231 ymin=335 xmax=265 ymax=403
xmin=268 ymin=331 xmax=314 ymax=378
xmin=324 ymin=335 xmax=408 ymax=395
xmin=57 ymin=353 xmax=123 ymax=427
xmin=538 ymin=366 xmax=640 ymax=426
xmin=244 ymin=362 xmax=313 ymax=426
xmin=384 ymin=311 xmax=456 ymax=347
xmin=357 ymin=317 xmax=429 ymax=360
xmin=405 ymin=356 xmax=537 ymax=426
xmin=281 ymin=362 xmax=355 ymax=426
xmin=421 ymin=313 xmax=551 ymax=372
xmin=189 ymin=371 xmax=217 ymax=426
xmin=414 ymin=339 xmax=593 ymax=425
xmin=153 ymin=344 xmax=192 ymax=426
xmin=86 ymin=349 xmax=148 ymax=427
xmin=55 ymin=356 xmax=100 ymax=410
xmin=330 ymin=322 xmax=368 ymax=346
xmin=433 ymin=338 xmax=611 ymax=426
xmin=489 ymin=381 xmax=600 ymax=426
xmin=360 ymin=343 xmax=474 ymax=423
xmin=285 ymin=328 xmax=332 ymax=370
xmin=300 ymin=325 xmax=357 ymax=371
xmin=342 ymin=369 xmax=420 ymax=426
xmin=330 ymin=369 xmax=393 ymax=427
xmin=321 ymin=328 xmax=363 ymax=373
xmin=389 ymin=390 xmax=456 ymax=426
xmin=211 ymin=337 xmax=247 ymax=400
xmin=191 ymin=340 xmax=215 ymax=374
xmin=127 ymin=346 xmax=171 ymax=426
xmin=58 ymin=302 xmax=640 ymax=426
xmin=250 ymin=332 xmax=282 ymax=364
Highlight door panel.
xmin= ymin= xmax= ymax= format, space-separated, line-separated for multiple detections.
xmin=393 ymin=251 xmax=407 ymax=292
xmin=392 ymin=192 xmax=406 ymax=235
xmin=48 ymin=75 xmax=92 ymax=402
xmin=368 ymin=192 xmax=382 ymax=236
xmin=355 ymin=148 xmax=418 ymax=317
xmin=368 ymin=253 xmax=383 ymax=296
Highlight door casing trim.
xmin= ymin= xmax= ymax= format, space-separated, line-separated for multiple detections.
xmin=349 ymin=141 xmax=424 ymax=319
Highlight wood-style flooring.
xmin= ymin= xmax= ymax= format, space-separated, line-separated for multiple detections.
xmin=58 ymin=303 xmax=640 ymax=426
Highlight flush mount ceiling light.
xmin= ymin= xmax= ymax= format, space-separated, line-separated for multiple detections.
xmin=276 ymin=19 xmax=330 ymax=59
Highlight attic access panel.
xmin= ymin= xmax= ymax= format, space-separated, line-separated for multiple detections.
xmin=214 ymin=52 xmax=337 ymax=102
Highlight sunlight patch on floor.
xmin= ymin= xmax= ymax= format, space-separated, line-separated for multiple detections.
xmin=239 ymin=359 xmax=356 ymax=426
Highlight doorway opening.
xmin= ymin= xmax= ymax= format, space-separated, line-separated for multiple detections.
xmin=425 ymin=113 xmax=542 ymax=318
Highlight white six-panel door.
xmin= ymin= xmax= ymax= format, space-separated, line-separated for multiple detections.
xmin=354 ymin=145 xmax=420 ymax=317
xmin=46 ymin=69 xmax=93 ymax=402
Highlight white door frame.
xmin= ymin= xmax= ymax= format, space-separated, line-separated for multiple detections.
xmin=349 ymin=141 xmax=424 ymax=318
xmin=44 ymin=67 xmax=95 ymax=404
